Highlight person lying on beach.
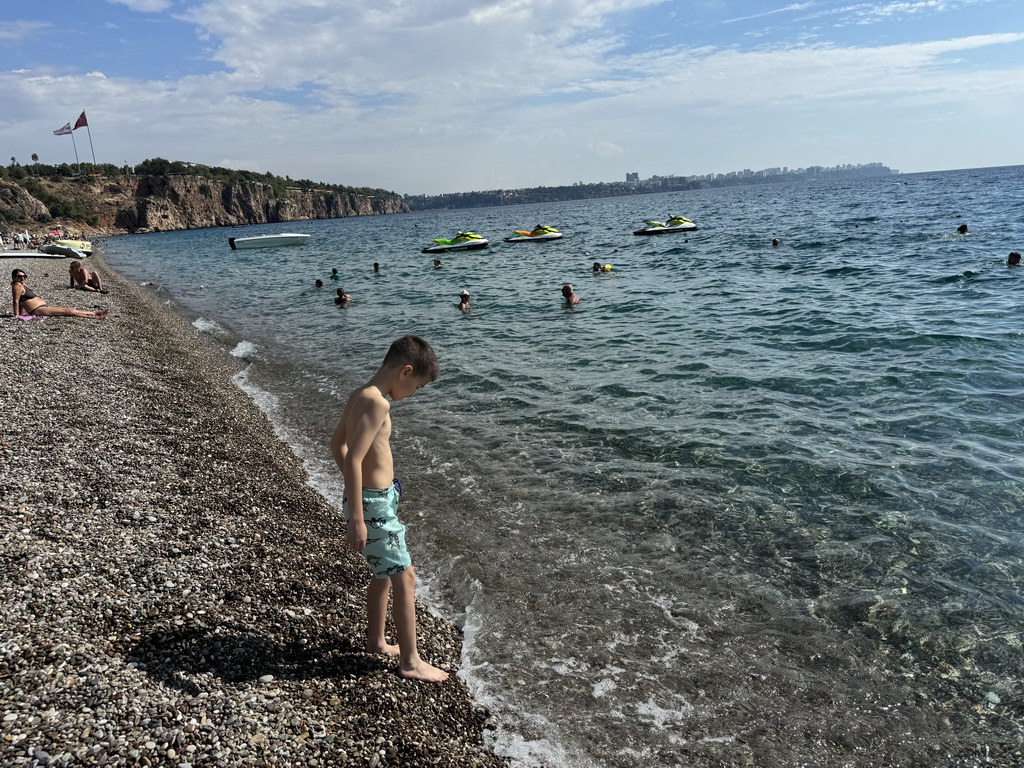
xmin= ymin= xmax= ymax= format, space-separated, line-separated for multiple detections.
xmin=334 ymin=288 xmax=352 ymax=306
xmin=458 ymin=290 xmax=470 ymax=312
xmin=561 ymin=283 xmax=581 ymax=305
xmin=11 ymin=270 xmax=107 ymax=319
xmin=329 ymin=335 xmax=448 ymax=683
xmin=68 ymin=261 xmax=107 ymax=293
xmin=1008 ymin=252 xmax=1021 ymax=266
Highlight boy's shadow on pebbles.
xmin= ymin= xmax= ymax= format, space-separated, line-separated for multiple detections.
xmin=128 ymin=624 xmax=389 ymax=695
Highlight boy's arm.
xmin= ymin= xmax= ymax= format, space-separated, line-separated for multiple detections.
xmin=333 ymin=395 xmax=389 ymax=552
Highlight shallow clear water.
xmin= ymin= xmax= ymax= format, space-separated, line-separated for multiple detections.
xmin=104 ymin=166 xmax=1024 ymax=766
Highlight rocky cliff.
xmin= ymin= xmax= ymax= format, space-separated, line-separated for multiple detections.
xmin=3 ymin=175 xmax=408 ymax=236
xmin=0 ymin=182 xmax=51 ymax=223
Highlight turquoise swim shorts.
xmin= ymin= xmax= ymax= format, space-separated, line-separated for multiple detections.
xmin=343 ymin=481 xmax=411 ymax=579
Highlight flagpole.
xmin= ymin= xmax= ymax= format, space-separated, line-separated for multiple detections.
xmin=84 ymin=119 xmax=96 ymax=166
xmin=70 ymin=129 xmax=81 ymax=173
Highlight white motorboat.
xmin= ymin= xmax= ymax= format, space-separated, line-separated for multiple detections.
xmin=228 ymin=233 xmax=311 ymax=249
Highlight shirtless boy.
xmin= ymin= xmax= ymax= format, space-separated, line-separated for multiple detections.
xmin=330 ymin=335 xmax=447 ymax=682
xmin=69 ymin=261 xmax=106 ymax=293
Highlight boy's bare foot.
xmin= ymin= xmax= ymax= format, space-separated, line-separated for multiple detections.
xmin=399 ymin=659 xmax=449 ymax=683
xmin=367 ymin=642 xmax=400 ymax=656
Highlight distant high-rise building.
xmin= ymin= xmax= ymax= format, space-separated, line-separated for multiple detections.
xmin=626 ymin=172 xmax=639 ymax=185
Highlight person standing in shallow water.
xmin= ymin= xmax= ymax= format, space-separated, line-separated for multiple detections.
xmin=330 ymin=335 xmax=448 ymax=683
xmin=561 ymin=284 xmax=581 ymax=305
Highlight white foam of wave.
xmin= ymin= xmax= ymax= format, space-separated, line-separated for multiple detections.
xmin=192 ymin=317 xmax=227 ymax=335
xmin=228 ymin=368 xmax=346 ymax=509
xmin=441 ymin=578 xmax=599 ymax=768
xmin=230 ymin=340 xmax=259 ymax=359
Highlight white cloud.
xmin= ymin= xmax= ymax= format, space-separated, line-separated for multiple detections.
xmin=802 ymin=0 xmax=997 ymax=26
xmin=3 ymin=0 xmax=1023 ymax=192
xmin=107 ymin=0 xmax=174 ymax=11
xmin=587 ymin=141 xmax=628 ymax=158
xmin=0 ymin=21 xmax=52 ymax=40
xmin=723 ymin=3 xmax=818 ymax=24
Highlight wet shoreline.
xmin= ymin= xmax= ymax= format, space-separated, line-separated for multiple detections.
xmin=0 ymin=252 xmax=506 ymax=767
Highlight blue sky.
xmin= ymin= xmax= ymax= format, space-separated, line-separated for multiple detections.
xmin=2 ymin=0 xmax=1022 ymax=194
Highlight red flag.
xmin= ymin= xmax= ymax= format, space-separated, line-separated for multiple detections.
xmin=53 ymin=122 xmax=72 ymax=136
xmin=74 ymin=111 xmax=88 ymax=130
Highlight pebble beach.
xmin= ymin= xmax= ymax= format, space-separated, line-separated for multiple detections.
xmin=1 ymin=253 xmax=507 ymax=768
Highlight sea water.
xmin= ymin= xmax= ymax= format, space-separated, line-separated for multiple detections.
xmin=103 ymin=166 xmax=1024 ymax=766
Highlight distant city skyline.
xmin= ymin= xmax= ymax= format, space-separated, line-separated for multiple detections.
xmin=1 ymin=1 xmax=1022 ymax=195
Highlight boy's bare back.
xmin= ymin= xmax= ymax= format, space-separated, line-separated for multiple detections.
xmin=335 ymin=383 xmax=395 ymax=491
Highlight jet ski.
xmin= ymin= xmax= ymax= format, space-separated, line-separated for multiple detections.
xmin=633 ymin=215 xmax=697 ymax=235
xmin=503 ymin=224 xmax=564 ymax=243
xmin=421 ymin=231 xmax=489 ymax=253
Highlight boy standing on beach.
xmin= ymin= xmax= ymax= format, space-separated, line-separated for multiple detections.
xmin=330 ymin=335 xmax=448 ymax=683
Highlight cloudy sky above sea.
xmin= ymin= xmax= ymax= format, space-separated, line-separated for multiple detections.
xmin=1 ymin=0 xmax=1022 ymax=194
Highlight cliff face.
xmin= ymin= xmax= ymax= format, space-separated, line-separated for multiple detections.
xmin=116 ymin=176 xmax=408 ymax=233
xmin=13 ymin=176 xmax=408 ymax=236
xmin=0 ymin=182 xmax=51 ymax=222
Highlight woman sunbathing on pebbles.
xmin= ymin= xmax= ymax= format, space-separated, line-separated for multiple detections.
xmin=11 ymin=269 xmax=108 ymax=319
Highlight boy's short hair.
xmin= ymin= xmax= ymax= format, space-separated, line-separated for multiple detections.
xmin=383 ymin=335 xmax=439 ymax=381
